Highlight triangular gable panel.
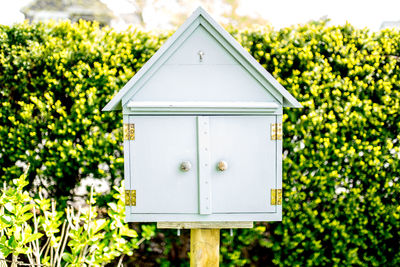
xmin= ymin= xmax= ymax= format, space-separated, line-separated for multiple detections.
xmin=165 ymin=24 xmax=237 ymax=65
xmin=127 ymin=25 xmax=280 ymax=103
xmin=103 ymin=7 xmax=302 ymax=111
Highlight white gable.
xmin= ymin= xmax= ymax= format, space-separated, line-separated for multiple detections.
xmin=165 ymin=25 xmax=236 ymax=65
xmin=129 ymin=25 xmax=279 ymax=103
xmin=103 ymin=7 xmax=302 ymax=111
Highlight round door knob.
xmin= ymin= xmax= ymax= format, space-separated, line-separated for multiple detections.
xmin=180 ymin=161 xmax=192 ymax=172
xmin=217 ymin=161 xmax=228 ymax=171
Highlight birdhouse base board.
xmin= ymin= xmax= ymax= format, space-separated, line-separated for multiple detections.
xmin=157 ymin=221 xmax=253 ymax=229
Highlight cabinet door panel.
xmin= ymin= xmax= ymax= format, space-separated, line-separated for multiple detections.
xmin=129 ymin=116 xmax=198 ymax=214
xmin=210 ymin=116 xmax=276 ymax=213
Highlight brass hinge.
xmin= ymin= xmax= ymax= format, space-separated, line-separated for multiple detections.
xmin=271 ymin=189 xmax=282 ymax=205
xmin=271 ymin=123 xmax=282 ymax=140
xmin=123 ymin=124 xmax=135 ymax=140
xmin=125 ymin=190 xmax=136 ymax=206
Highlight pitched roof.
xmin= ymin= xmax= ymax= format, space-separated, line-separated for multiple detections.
xmin=103 ymin=7 xmax=302 ymax=111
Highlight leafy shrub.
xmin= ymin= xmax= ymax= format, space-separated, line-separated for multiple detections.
xmin=0 ymin=20 xmax=399 ymax=266
xmin=0 ymin=170 xmax=141 ymax=266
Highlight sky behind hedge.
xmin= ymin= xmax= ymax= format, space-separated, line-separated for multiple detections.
xmin=1 ymin=0 xmax=400 ymax=31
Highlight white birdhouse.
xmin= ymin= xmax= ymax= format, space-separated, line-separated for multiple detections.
xmin=103 ymin=7 xmax=302 ymax=222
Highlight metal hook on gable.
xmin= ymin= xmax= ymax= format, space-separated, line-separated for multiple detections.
xmin=198 ymin=50 xmax=205 ymax=62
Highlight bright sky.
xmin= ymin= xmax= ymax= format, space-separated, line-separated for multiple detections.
xmin=237 ymin=0 xmax=400 ymax=30
xmin=0 ymin=0 xmax=399 ymax=31
xmin=0 ymin=0 xmax=30 ymax=25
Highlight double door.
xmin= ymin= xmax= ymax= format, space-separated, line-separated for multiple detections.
xmin=126 ymin=116 xmax=278 ymax=215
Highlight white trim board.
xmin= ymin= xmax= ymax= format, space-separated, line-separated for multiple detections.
xmin=125 ymin=101 xmax=281 ymax=115
xmin=126 ymin=212 xmax=282 ymax=222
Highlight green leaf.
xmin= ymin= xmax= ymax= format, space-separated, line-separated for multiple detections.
xmin=20 ymin=204 xmax=34 ymax=214
xmin=23 ymin=233 xmax=43 ymax=244
xmin=62 ymin=252 xmax=74 ymax=263
xmin=8 ymin=236 xmax=17 ymax=249
xmin=141 ymin=224 xmax=155 ymax=240
xmin=92 ymin=219 xmax=107 ymax=234
xmin=15 ymin=246 xmax=29 ymax=254
xmin=0 ymin=215 xmax=13 ymax=225
xmin=4 ymin=202 xmax=15 ymax=214
xmin=120 ymin=227 xmax=138 ymax=238
xmin=18 ymin=213 xmax=33 ymax=223
xmin=0 ymin=245 xmax=12 ymax=258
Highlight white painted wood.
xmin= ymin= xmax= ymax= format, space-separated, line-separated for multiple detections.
xmin=157 ymin=221 xmax=253 ymax=229
xmin=165 ymin=25 xmax=237 ymax=65
xmin=103 ymin=7 xmax=302 ymax=111
xmin=102 ymin=10 xmax=202 ymax=111
xmin=127 ymin=212 xmax=282 ymax=222
xmin=276 ymin=115 xmax=283 ymax=219
xmin=123 ymin=115 xmax=131 ymax=217
xmin=196 ymin=14 xmax=301 ymax=108
xmin=126 ymin=101 xmax=280 ymax=115
xmin=129 ymin=65 xmax=278 ymax=104
xmin=121 ymin=20 xmax=201 ymax=108
xmin=127 ymin=101 xmax=280 ymax=109
xmin=197 ymin=116 xmax=212 ymax=214
xmin=196 ymin=17 xmax=284 ymax=104
xmin=125 ymin=115 xmax=282 ymax=222
xmin=129 ymin=116 xmax=198 ymax=214
xmin=209 ymin=116 xmax=276 ymax=213
xmin=124 ymin=108 xmax=282 ymax=115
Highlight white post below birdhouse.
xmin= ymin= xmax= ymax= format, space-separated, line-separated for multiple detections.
xmin=103 ymin=7 xmax=302 ymax=223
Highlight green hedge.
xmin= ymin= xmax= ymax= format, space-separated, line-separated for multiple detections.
xmin=0 ymin=21 xmax=168 ymax=199
xmin=1 ymin=20 xmax=399 ymax=266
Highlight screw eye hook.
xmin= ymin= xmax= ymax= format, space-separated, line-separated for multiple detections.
xmin=198 ymin=50 xmax=205 ymax=62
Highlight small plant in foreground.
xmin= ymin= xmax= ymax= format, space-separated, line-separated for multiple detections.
xmin=0 ymin=170 xmax=141 ymax=266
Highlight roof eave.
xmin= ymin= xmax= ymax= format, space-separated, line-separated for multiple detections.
xmin=283 ymin=98 xmax=302 ymax=108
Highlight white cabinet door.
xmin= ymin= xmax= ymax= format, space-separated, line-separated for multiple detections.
xmin=209 ymin=116 xmax=277 ymax=213
xmin=129 ymin=116 xmax=198 ymax=214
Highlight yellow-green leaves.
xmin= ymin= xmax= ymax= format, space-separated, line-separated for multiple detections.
xmin=0 ymin=171 xmax=140 ymax=266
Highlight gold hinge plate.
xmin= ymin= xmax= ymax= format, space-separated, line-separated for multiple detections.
xmin=123 ymin=124 xmax=135 ymax=140
xmin=271 ymin=189 xmax=282 ymax=205
xmin=271 ymin=123 xmax=282 ymax=140
xmin=125 ymin=190 xmax=136 ymax=206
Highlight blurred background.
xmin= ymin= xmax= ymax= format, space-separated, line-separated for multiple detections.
xmin=1 ymin=0 xmax=400 ymax=31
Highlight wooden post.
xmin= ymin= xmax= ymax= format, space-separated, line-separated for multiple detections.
xmin=157 ymin=222 xmax=253 ymax=266
xmin=190 ymin=229 xmax=220 ymax=267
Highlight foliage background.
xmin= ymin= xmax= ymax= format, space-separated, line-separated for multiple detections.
xmin=0 ymin=20 xmax=399 ymax=266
